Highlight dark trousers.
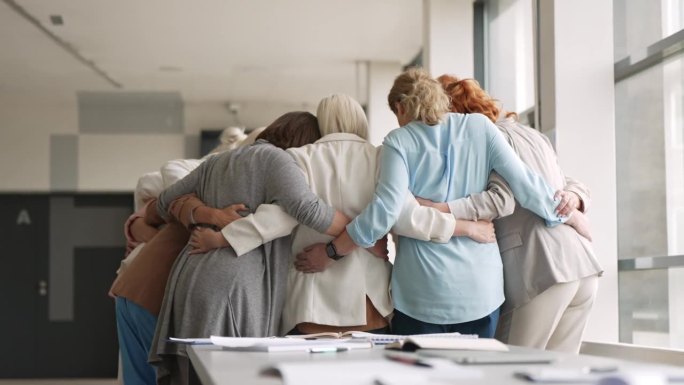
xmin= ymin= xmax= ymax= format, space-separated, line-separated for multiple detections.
xmin=391 ymin=308 xmax=500 ymax=338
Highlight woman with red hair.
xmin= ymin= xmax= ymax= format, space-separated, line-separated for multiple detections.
xmin=436 ymin=75 xmax=602 ymax=353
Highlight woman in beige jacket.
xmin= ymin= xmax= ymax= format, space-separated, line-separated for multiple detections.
xmin=434 ymin=75 xmax=603 ymax=353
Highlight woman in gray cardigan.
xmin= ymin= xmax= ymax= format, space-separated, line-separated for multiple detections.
xmin=149 ymin=112 xmax=347 ymax=385
xmin=435 ymin=75 xmax=602 ymax=353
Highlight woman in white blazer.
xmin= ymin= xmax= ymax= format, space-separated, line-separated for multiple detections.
xmin=192 ymin=94 xmax=501 ymax=335
xmin=436 ymin=75 xmax=602 ymax=352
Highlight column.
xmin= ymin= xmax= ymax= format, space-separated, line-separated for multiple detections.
xmin=366 ymin=61 xmax=403 ymax=146
xmin=537 ymin=0 xmax=619 ymax=342
xmin=423 ymin=0 xmax=474 ymax=78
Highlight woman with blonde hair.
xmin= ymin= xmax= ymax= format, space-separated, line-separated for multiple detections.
xmin=436 ymin=75 xmax=602 ymax=352
xmin=316 ymin=68 xmax=570 ymax=337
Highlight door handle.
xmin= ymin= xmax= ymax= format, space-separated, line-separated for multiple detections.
xmin=37 ymin=280 xmax=48 ymax=296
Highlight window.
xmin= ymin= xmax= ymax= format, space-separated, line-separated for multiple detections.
xmin=482 ymin=0 xmax=536 ymax=118
xmin=614 ymin=0 xmax=684 ymax=349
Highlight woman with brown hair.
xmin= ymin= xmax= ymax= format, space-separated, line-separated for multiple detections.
xmin=436 ymin=75 xmax=602 ymax=353
xmin=149 ymin=111 xmax=348 ymax=385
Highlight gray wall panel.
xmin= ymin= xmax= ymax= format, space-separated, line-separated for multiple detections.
xmin=185 ymin=134 xmax=200 ymax=159
xmin=78 ymin=91 xmax=184 ymax=134
xmin=50 ymin=134 xmax=78 ymax=191
xmin=49 ymin=196 xmax=130 ymax=321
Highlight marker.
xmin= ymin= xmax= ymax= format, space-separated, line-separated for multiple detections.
xmin=309 ymin=347 xmax=349 ymax=353
xmin=385 ymin=354 xmax=432 ymax=368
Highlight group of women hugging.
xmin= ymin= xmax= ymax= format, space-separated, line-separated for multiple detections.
xmin=109 ymin=67 xmax=603 ymax=385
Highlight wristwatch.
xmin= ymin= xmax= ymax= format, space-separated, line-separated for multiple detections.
xmin=325 ymin=241 xmax=344 ymax=261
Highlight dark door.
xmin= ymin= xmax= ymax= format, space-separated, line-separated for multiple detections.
xmin=0 ymin=195 xmax=49 ymax=377
xmin=0 ymin=193 xmax=131 ymax=378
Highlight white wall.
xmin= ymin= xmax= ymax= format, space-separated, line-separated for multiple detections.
xmin=0 ymin=95 xmax=76 ymax=191
xmin=423 ymin=0 xmax=474 ymax=78
xmin=78 ymin=134 xmax=186 ymax=191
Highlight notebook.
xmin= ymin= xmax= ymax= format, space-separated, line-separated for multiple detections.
xmin=386 ymin=336 xmax=508 ymax=352
xmin=290 ymin=331 xmax=474 ymax=345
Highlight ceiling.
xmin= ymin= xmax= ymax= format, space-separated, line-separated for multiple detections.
xmin=0 ymin=0 xmax=422 ymax=106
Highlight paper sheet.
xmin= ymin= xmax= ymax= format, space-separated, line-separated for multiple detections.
xmin=210 ymin=336 xmax=372 ymax=352
xmin=269 ymin=359 xmax=481 ymax=385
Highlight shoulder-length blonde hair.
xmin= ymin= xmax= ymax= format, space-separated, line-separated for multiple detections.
xmin=316 ymin=94 xmax=368 ymax=140
xmin=437 ymin=74 xmax=517 ymax=123
xmin=387 ymin=67 xmax=450 ymax=126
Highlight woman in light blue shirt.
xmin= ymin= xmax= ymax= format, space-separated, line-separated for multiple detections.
xmin=325 ymin=68 xmax=566 ymax=337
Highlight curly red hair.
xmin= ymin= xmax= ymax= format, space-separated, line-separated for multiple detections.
xmin=437 ymin=74 xmax=516 ymax=123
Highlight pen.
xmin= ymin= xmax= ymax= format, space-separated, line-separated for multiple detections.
xmin=308 ymin=347 xmax=349 ymax=353
xmin=583 ymin=365 xmax=618 ymax=374
xmin=385 ymin=354 xmax=432 ymax=368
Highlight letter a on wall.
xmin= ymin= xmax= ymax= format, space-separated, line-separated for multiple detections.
xmin=17 ymin=209 xmax=31 ymax=225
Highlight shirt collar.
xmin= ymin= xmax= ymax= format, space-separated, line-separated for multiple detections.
xmin=315 ymin=132 xmax=368 ymax=144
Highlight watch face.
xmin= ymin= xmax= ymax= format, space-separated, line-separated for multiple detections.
xmin=326 ymin=243 xmax=336 ymax=259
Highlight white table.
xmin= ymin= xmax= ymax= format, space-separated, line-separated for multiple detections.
xmin=187 ymin=344 xmax=680 ymax=385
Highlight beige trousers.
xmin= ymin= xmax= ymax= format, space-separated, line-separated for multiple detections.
xmin=496 ymin=275 xmax=599 ymax=353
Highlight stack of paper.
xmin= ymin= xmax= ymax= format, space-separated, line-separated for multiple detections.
xmin=210 ymin=336 xmax=372 ymax=352
xmin=290 ymin=331 xmax=476 ymax=345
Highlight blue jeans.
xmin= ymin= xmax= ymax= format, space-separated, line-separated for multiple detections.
xmin=392 ymin=308 xmax=500 ymax=338
xmin=116 ymin=297 xmax=158 ymax=385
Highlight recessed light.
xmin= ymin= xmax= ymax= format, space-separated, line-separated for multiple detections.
xmin=50 ymin=15 xmax=64 ymax=26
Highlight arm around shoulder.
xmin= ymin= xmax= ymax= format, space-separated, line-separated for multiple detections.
xmin=222 ymin=204 xmax=298 ymax=256
xmin=392 ymin=193 xmax=455 ymax=243
xmin=447 ymin=171 xmax=515 ymax=221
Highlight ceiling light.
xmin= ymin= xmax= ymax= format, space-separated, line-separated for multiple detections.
xmin=50 ymin=15 xmax=63 ymax=26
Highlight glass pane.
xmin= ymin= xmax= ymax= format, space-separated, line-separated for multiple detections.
xmin=616 ymin=48 xmax=684 ymax=349
xmin=663 ymin=56 xmax=684 ymax=255
xmin=619 ymin=267 xmax=684 ymax=349
xmin=485 ymin=0 xmax=535 ymax=114
xmin=615 ymin=52 xmax=684 ymax=260
xmin=614 ymin=0 xmax=684 ymax=62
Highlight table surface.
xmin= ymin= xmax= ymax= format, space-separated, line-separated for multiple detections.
xmin=187 ymin=343 xmax=682 ymax=385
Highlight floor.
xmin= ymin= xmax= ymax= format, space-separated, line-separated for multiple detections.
xmin=0 ymin=380 xmax=118 ymax=385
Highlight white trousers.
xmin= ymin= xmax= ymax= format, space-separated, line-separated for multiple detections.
xmin=495 ymin=274 xmax=599 ymax=353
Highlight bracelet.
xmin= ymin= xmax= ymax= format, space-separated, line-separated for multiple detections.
xmin=189 ymin=206 xmax=199 ymax=225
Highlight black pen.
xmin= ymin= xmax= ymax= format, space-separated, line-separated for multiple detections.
xmin=385 ymin=354 xmax=432 ymax=368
